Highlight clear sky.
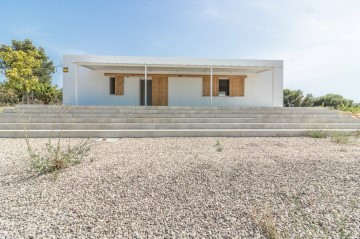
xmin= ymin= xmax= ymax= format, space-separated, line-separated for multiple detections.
xmin=1 ymin=0 xmax=359 ymax=102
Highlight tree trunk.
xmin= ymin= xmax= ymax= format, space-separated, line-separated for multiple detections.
xmin=22 ymin=92 xmax=29 ymax=104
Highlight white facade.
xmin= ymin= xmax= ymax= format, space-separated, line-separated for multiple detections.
xmin=63 ymin=55 xmax=283 ymax=107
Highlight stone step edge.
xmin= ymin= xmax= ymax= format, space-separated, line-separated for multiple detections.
xmin=1 ymin=128 xmax=358 ymax=132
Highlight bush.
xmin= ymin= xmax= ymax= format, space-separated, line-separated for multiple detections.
xmin=308 ymin=130 xmax=328 ymax=138
xmin=26 ymin=138 xmax=90 ymax=175
xmin=0 ymin=84 xmax=19 ymax=106
xmin=33 ymin=83 xmax=62 ymax=104
xmin=313 ymin=94 xmax=353 ymax=109
xmin=331 ymin=132 xmax=351 ymax=144
xmin=283 ymin=89 xmax=314 ymax=107
xmin=338 ymin=105 xmax=360 ymax=115
xmin=283 ymin=89 xmax=304 ymax=107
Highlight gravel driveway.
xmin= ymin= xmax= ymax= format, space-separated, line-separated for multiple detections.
xmin=0 ymin=137 xmax=359 ymax=238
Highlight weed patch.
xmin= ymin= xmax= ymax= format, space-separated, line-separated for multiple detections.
xmin=251 ymin=206 xmax=280 ymax=239
xmin=307 ymin=130 xmax=328 ymax=138
xmin=26 ymin=138 xmax=90 ymax=175
xmin=331 ymin=133 xmax=351 ymax=144
xmin=288 ymin=195 xmax=358 ymax=239
xmin=214 ymin=139 xmax=223 ymax=152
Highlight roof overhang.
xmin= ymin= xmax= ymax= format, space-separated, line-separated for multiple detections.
xmin=74 ymin=62 xmax=275 ymax=74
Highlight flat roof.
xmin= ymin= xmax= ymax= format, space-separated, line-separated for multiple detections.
xmin=65 ymin=55 xmax=283 ymax=74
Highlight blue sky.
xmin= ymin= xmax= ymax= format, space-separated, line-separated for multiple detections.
xmin=1 ymin=0 xmax=359 ymax=102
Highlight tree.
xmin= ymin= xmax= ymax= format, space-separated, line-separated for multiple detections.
xmin=0 ymin=39 xmax=55 ymax=84
xmin=300 ymin=93 xmax=314 ymax=107
xmin=283 ymin=89 xmax=315 ymax=107
xmin=313 ymin=94 xmax=353 ymax=109
xmin=0 ymin=47 xmax=42 ymax=103
xmin=283 ymin=89 xmax=304 ymax=107
xmin=33 ymin=83 xmax=62 ymax=104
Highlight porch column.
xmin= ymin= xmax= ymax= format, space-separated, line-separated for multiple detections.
xmin=210 ymin=66 xmax=213 ymax=107
xmin=272 ymin=68 xmax=275 ymax=106
xmin=75 ymin=63 xmax=78 ymax=105
xmin=144 ymin=65 xmax=147 ymax=106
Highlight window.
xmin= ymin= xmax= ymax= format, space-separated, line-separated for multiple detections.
xmin=109 ymin=77 xmax=115 ymax=94
xmin=218 ymin=79 xmax=229 ymax=96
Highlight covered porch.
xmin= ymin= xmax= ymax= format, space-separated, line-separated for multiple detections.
xmin=73 ymin=62 xmax=276 ymax=107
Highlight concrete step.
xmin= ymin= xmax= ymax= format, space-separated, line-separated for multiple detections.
xmin=0 ymin=105 xmax=357 ymax=138
xmin=14 ymin=105 xmax=332 ymax=110
xmin=0 ymin=112 xmax=351 ymax=119
xmin=1 ymin=122 xmax=360 ymax=130
xmin=0 ymin=128 xmax=358 ymax=138
xmin=0 ymin=117 xmax=357 ymax=124
xmin=5 ymin=107 xmax=337 ymax=114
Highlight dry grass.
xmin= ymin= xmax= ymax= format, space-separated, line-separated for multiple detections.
xmin=251 ymin=205 xmax=280 ymax=239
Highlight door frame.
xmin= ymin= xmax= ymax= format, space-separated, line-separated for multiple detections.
xmin=140 ymin=79 xmax=152 ymax=106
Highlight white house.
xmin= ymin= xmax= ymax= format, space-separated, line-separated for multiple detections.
xmin=63 ymin=55 xmax=283 ymax=107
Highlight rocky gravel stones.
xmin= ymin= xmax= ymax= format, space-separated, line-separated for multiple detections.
xmin=0 ymin=137 xmax=359 ymax=238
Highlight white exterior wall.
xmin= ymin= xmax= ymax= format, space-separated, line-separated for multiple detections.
xmin=63 ymin=55 xmax=283 ymax=107
xmin=168 ymin=70 xmax=282 ymax=107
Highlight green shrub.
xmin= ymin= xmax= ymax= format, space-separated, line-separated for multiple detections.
xmin=313 ymin=94 xmax=353 ymax=109
xmin=331 ymin=133 xmax=351 ymax=144
xmin=0 ymin=84 xmax=19 ymax=106
xmin=283 ymin=89 xmax=314 ymax=107
xmin=308 ymin=130 xmax=328 ymax=138
xmin=33 ymin=83 xmax=62 ymax=104
xmin=26 ymin=138 xmax=90 ymax=175
xmin=338 ymin=105 xmax=360 ymax=115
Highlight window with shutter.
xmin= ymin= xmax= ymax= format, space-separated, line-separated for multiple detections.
xmin=202 ymin=76 xmax=219 ymax=96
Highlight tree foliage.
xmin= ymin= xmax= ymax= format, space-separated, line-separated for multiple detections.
xmin=0 ymin=47 xmax=41 ymax=103
xmin=33 ymin=83 xmax=62 ymax=104
xmin=284 ymin=89 xmax=355 ymax=109
xmin=0 ymin=39 xmax=61 ymax=105
xmin=283 ymin=89 xmax=315 ymax=107
xmin=0 ymin=39 xmax=55 ymax=84
xmin=0 ymin=84 xmax=19 ymax=106
xmin=313 ymin=94 xmax=353 ymax=108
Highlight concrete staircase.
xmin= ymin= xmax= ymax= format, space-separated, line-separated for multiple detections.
xmin=0 ymin=105 xmax=359 ymax=137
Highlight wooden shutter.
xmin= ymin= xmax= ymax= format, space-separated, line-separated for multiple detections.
xmin=203 ymin=76 xmax=210 ymax=96
xmin=115 ymin=75 xmax=124 ymax=95
xmin=152 ymin=75 xmax=168 ymax=106
xmin=203 ymin=76 xmax=219 ymax=96
xmin=212 ymin=76 xmax=219 ymax=96
xmin=229 ymin=76 xmax=245 ymax=96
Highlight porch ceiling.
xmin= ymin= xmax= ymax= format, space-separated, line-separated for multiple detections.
xmin=78 ymin=63 xmax=273 ymax=74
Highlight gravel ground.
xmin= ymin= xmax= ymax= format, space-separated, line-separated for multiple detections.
xmin=0 ymin=137 xmax=359 ymax=239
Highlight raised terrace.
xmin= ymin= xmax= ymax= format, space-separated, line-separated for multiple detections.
xmin=0 ymin=105 xmax=359 ymax=137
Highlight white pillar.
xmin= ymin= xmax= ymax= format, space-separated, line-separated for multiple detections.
xmin=144 ymin=65 xmax=147 ymax=106
xmin=75 ymin=63 xmax=78 ymax=105
xmin=272 ymin=68 xmax=275 ymax=106
xmin=210 ymin=66 xmax=213 ymax=107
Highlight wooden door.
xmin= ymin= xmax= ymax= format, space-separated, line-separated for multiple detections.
xmin=152 ymin=75 xmax=168 ymax=106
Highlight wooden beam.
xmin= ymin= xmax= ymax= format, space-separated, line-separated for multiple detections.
xmin=104 ymin=73 xmax=247 ymax=78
